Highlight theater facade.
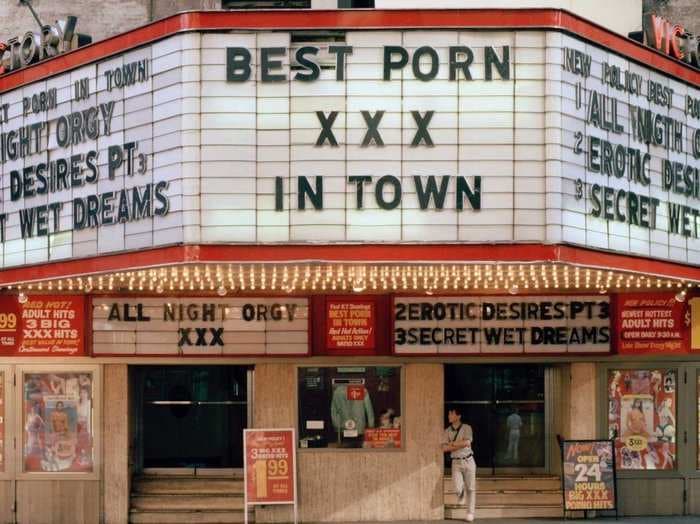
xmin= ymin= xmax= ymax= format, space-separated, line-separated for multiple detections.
xmin=0 ymin=7 xmax=699 ymax=523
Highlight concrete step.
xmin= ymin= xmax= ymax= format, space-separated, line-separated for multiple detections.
xmin=445 ymin=476 xmax=561 ymax=492
xmin=133 ymin=477 xmax=244 ymax=495
xmin=130 ymin=495 xmax=244 ymax=512
xmin=129 ymin=509 xmax=246 ymax=524
xmin=445 ymin=490 xmax=562 ymax=506
xmin=446 ymin=504 xmax=564 ymax=519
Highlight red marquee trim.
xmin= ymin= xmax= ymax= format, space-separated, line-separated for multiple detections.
xmin=0 ymin=243 xmax=699 ymax=285
xmin=0 ymin=8 xmax=698 ymax=93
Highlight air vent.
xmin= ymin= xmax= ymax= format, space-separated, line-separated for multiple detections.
xmin=222 ymin=0 xmax=311 ymax=8
xmin=291 ymin=31 xmax=347 ymax=70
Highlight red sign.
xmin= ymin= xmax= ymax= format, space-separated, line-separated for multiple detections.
xmin=643 ymin=14 xmax=699 ymax=70
xmin=326 ymin=300 xmax=375 ymax=350
xmin=0 ymin=296 xmax=85 ymax=356
xmin=244 ymin=429 xmax=296 ymax=505
xmin=617 ymin=293 xmax=688 ymax=354
xmin=363 ymin=428 xmax=401 ymax=449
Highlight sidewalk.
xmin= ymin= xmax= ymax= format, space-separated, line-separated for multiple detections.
xmin=314 ymin=519 xmax=699 ymax=524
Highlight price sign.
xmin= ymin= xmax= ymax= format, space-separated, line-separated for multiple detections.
xmin=243 ymin=428 xmax=298 ymax=524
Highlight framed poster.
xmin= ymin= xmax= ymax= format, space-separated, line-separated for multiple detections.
xmin=608 ymin=369 xmax=676 ymax=470
xmin=561 ymin=440 xmax=617 ymax=512
xmin=617 ymin=294 xmax=688 ymax=355
xmin=16 ymin=365 xmax=100 ymax=479
xmin=243 ymin=428 xmax=297 ymax=524
xmin=0 ymin=366 xmax=11 ymax=479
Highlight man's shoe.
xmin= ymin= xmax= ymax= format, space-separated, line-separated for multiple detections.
xmin=466 ymin=513 xmax=475 ymax=522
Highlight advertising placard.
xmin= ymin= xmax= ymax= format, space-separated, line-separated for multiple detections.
xmin=617 ymin=294 xmax=688 ymax=354
xmin=363 ymin=428 xmax=401 ymax=449
xmin=0 ymin=296 xmax=85 ymax=356
xmin=326 ymin=300 xmax=376 ymax=351
xmin=561 ymin=440 xmax=617 ymax=512
xmin=0 ymin=372 xmax=4 ymax=472
xmin=243 ymin=428 xmax=297 ymax=521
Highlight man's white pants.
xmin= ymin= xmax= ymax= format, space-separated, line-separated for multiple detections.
xmin=506 ymin=429 xmax=520 ymax=461
xmin=452 ymin=456 xmax=476 ymax=516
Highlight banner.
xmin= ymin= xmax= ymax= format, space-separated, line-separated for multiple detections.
xmin=617 ymin=294 xmax=688 ymax=354
xmin=561 ymin=440 xmax=616 ymax=511
xmin=0 ymin=296 xmax=85 ymax=356
xmin=326 ymin=300 xmax=375 ymax=351
xmin=244 ymin=429 xmax=296 ymax=505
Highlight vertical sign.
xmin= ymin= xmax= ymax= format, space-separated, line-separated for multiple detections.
xmin=326 ymin=300 xmax=376 ymax=351
xmin=243 ymin=428 xmax=297 ymax=524
xmin=561 ymin=440 xmax=617 ymax=512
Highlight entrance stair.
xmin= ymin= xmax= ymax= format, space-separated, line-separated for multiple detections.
xmin=445 ymin=475 xmax=564 ymax=519
xmin=129 ymin=473 xmax=248 ymax=523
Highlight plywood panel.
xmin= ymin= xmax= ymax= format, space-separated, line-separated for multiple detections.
xmin=16 ymin=480 xmax=99 ymax=524
xmin=688 ymin=478 xmax=700 ymax=515
xmin=253 ymin=363 xmax=444 ymax=523
xmin=617 ymin=478 xmax=684 ymax=516
xmin=0 ymin=481 xmax=13 ymax=524
xmin=103 ymin=364 xmax=129 ymax=524
xmin=569 ymin=362 xmax=597 ymax=439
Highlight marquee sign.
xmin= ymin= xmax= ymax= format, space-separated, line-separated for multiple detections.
xmin=92 ymin=298 xmax=309 ymax=356
xmin=0 ymin=27 xmax=697 ymax=268
xmin=393 ymin=296 xmax=611 ymax=355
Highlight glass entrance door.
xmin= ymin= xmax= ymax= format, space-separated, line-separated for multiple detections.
xmin=445 ymin=364 xmax=546 ymax=474
xmin=137 ymin=366 xmax=249 ymax=470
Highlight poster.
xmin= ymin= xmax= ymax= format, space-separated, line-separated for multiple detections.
xmin=244 ymin=429 xmax=296 ymax=505
xmin=0 ymin=372 xmax=4 ymax=473
xmin=608 ymin=369 xmax=676 ymax=470
xmin=326 ymin=300 xmax=375 ymax=351
xmin=617 ymin=294 xmax=687 ymax=354
xmin=562 ymin=440 xmax=616 ymax=511
xmin=0 ymin=296 xmax=85 ymax=356
xmin=23 ymin=372 xmax=94 ymax=473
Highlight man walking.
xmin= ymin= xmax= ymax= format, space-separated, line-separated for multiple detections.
xmin=442 ymin=407 xmax=476 ymax=522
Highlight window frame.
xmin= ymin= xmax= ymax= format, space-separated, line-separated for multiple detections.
xmin=295 ymin=364 xmax=405 ymax=453
xmin=0 ymin=365 xmax=13 ymax=480
xmin=15 ymin=364 xmax=101 ymax=480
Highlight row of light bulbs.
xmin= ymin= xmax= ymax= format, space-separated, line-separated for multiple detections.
xmin=6 ymin=263 xmax=697 ymax=299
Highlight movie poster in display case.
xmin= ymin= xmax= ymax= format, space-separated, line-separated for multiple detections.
xmin=608 ymin=369 xmax=676 ymax=470
xmin=22 ymin=371 xmax=95 ymax=474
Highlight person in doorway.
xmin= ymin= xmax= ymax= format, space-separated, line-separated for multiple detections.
xmin=442 ymin=407 xmax=476 ymax=522
xmin=504 ymin=407 xmax=523 ymax=463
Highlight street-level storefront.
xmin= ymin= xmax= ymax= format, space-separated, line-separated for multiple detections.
xmin=0 ymin=7 xmax=699 ymax=523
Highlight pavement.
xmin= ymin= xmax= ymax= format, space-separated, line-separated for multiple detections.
xmin=312 ymin=519 xmax=700 ymax=524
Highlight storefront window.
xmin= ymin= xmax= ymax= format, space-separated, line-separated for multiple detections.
xmin=608 ymin=369 xmax=676 ymax=470
xmin=23 ymin=372 xmax=94 ymax=473
xmin=298 ymin=366 xmax=402 ymax=449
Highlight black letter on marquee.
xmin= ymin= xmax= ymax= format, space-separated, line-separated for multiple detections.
xmin=275 ymin=176 xmax=284 ymax=211
xmin=178 ymin=328 xmax=193 ymax=347
xmin=298 ymin=176 xmax=323 ymax=210
xmin=485 ymin=46 xmax=510 ymax=80
xmin=456 ymin=176 xmax=481 ymax=210
xmin=375 ymin=175 xmax=402 ymax=210
xmin=348 ymin=176 xmax=372 ymax=209
xmin=412 ymin=46 xmax=439 ymax=81
xmin=361 ymin=111 xmax=385 ymax=147
xmin=411 ymin=111 xmax=434 ymax=147
xmin=329 ymin=45 xmax=353 ymax=81
xmin=383 ymin=46 xmax=408 ymax=80
xmin=449 ymin=46 xmax=474 ymax=80
xmin=210 ymin=328 xmax=224 ymax=346
xmin=295 ymin=46 xmax=320 ymax=82
xmin=226 ymin=47 xmax=252 ymax=82
xmin=316 ymin=111 xmax=339 ymax=147
xmin=261 ymin=47 xmax=287 ymax=82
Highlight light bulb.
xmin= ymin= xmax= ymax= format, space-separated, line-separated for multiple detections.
xmin=18 ymin=292 xmax=28 ymax=304
xmin=217 ymin=285 xmax=227 ymax=297
xmin=84 ymin=282 xmax=93 ymax=293
xmin=352 ymin=279 xmax=366 ymax=293
xmin=508 ymin=284 xmax=519 ymax=295
xmin=156 ymin=283 xmax=164 ymax=294
xmin=599 ymin=288 xmax=608 ymax=295
xmin=675 ymin=290 xmax=687 ymax=303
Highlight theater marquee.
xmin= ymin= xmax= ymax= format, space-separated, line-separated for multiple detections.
xmin=0 ymin=27 xmax=698 ymax=267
